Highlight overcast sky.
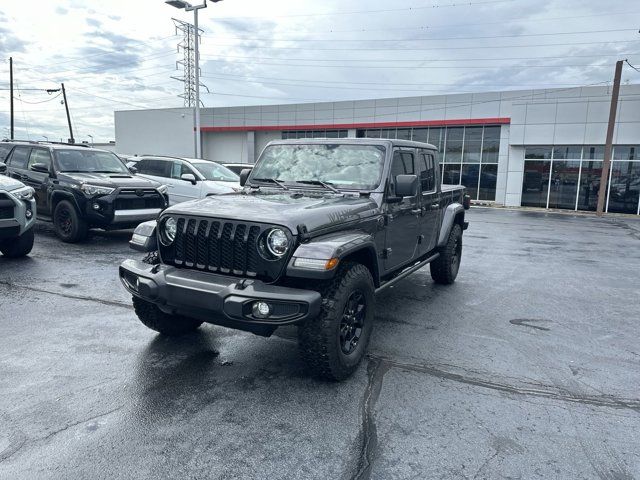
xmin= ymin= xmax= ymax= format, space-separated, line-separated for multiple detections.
xmin=1 ymin=0 xmax=639 ymax=142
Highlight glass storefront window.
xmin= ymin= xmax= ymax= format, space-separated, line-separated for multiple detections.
xmin=381 ymin=128 xmax=396 ymax=139
xmin=428 ymin=128 xmax=444 ymax=152
xmin=553 ymin=146 xmax=582 ymax=159
xmin=525 ymin=146 xmax=553 ymax=159
xmin=396 ymin=128 xmax=411 ymax=140
xmin=463 ymin=127 xmax=483 ymax=163
xmin=577 ymin=161 xmax=603 ymax=211
xmin=584 ymin=146 xmax=604 ymax=160
xmin=412 ymin=128 xmax=428 ymax=143
xmin=521 ymin=160 xmax=551 ymax=208
xmin=548 ymin=160 xmax=581 ymax=209
xmin=608 ymin=161 xmax=640 ymax=214
xmin=482 ymin=126 xmax=500 ymax=163
xmin=444 ymin=127 xmax=463 ymax=163
xmin=365 ymin=129 xmax=381 ymax=138
xmin=613 ymin=146 xmax=639 ymax=161
xmin=479 ymin=164 xmax=498 ymax=200
xmin=442 ymin=163 xmax=461 ymax=185
xmin=461 ymin=164 xmax=480 ymax=199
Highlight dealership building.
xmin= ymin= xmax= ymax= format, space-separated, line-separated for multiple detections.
xmin=115 ymin=83 xmax=640 ymax=215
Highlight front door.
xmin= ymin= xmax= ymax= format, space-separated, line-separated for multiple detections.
xmin=169 ymin=161 xmax=201 ymax=204
xmin=384 ymin=150 xmax=420 ymax=272
xmin=25 ymin=148 xmax=53 ymax=215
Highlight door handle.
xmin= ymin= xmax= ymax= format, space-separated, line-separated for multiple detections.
xmin=431 ymin=202 xmax=440 ymax=208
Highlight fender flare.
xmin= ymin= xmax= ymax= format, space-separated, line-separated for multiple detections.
xmin=437 ymin=203 xmax=465 ymax=247
xmin=129 ymin=220 xmax=158 ymax=252
xmin=50 ymin=191 xmax=82 ymax=214
xmin=286 ymin=230 xmax=379 ymax=284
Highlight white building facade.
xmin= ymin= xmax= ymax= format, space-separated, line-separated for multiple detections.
xmin=115 ymin=84 xmax=640 ymax=215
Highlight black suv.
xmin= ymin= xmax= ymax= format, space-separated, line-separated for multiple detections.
xmin=120 ymin=139 xmax=468 ymax=380
xmin=3 ymin=143 xmax=169 ymax=242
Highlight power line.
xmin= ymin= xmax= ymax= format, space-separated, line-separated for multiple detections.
xmin=209 ymin=28 xmax=639 ymax=43
xmin=12 ymin=92 xmax=62 ymax=104
xmin=203 ymin=39 xmax=640 ymax=52
xmin=212 ymin=0 xmax=515 ymax=20
xmin=626 ymin=59 xmax=640 ymax=73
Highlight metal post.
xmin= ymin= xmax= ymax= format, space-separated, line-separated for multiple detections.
xmin=61 ymin=83 xmax=75 ymax=144
xmin=596 ymin=60 xmax=623 ymax=216
xmin=9 ymin=57 xmax=14 ymax=139
xmin=194 ymin=7 xmax=201 ymax=158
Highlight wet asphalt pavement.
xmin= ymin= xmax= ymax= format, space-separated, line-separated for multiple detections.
xmin=1 ymin=208 xmax=639 ymax=479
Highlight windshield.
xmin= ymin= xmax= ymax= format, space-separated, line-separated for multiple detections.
xmin=55 ymin=150 xmax=130 ymax=174
xmin=250 ymin=144 xmax=386 ymax=190
xmin=192 ymin=162 xmax=239 ymax=182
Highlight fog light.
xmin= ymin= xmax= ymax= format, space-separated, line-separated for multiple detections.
xmin=93 ymin=203 xmax=101 ymax=210
xmin=253 ymin=301 xmax=272 ymax=318
xmin=25 ymin=209 xmax=33 ymax=219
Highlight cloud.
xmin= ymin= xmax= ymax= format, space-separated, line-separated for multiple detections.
xmin=86 ymin=17 xmax=102 ymax=28
xmin=55 ymin=6 xmax=69 ymax=15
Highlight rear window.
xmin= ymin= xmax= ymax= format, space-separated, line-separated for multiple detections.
xmin=0 ymin=144 xmax=13 ymax=161
xmin=8 ymin=146 xmax=31 ymax=169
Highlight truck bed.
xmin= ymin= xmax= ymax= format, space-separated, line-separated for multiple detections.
xmin=440 ymin=184 xmax=466 ymax=206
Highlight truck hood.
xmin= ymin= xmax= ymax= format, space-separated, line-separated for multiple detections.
xmin=164 ymin=190 xmax=379 ymax=232
xmin=0 ymin=174 xmax=26 ymax=191
xmin=57 ymin=172 xmax=161 ymax=189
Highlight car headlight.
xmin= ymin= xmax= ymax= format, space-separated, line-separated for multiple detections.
xmin=266 ymin=228 xmax=289 ymax=258
xmin=160 ymin=216 xmax=178 ymax=245
xmin=81 ymin=184 xmax=115 ymax=196
xmin=12 ymin=186 xmax=35 ymax=200
xmin=157 ymin=185 xmax=169 ymax=195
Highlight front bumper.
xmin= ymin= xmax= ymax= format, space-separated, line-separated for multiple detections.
xmin=0 ymin=192 xmax=36 ymax=237
xmin=119 ymin=259 xmax=322 ymax=335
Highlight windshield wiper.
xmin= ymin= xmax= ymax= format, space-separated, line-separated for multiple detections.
xmin=251 ymin=177 xmax=289 ymax=190
xmin=295 ymin=179 xmax=341 ymax=193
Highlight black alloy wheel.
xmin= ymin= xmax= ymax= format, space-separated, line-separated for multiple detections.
xmin=55 ymin=205 xmax=73 ymax=236
xmin=339 ymin=290 xmax=366 ymax=355
xmin=53 ymin=200 xmax=88 ymax=243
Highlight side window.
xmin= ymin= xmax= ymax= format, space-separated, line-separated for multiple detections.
xmin=171 ymin=161 xmax=196 ymax=179
xmin=418 ymin=152 xmax=436 ymax=192
xmin=28 ymin=148 xmax=52 ymax=170
xmin=141 ymin=159 xmax=171 ymax=178
xmin=8 ymin=147 xmax=31 ymax=169
xmin=0 ymin=145 xmax=13 ymax=161
xmin=391 ymin=151 xmax=415 ymax=176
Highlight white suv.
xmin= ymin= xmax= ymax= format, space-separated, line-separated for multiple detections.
xmin=0 ymin=163 xmax=36 ymax=257
xmin=131 ymin=156 xmax=241 ymax=205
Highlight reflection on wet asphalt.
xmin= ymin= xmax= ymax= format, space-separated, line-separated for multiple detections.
xmin=1 ymin=209 xmax=639 ymax=479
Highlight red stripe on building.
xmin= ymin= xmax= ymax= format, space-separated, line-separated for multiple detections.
xmin=200 ymin=117 xmax=510 ymax=133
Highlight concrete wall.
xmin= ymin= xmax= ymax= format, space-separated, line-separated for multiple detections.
xmin=114 ymin=108 xmax=194 ymax=157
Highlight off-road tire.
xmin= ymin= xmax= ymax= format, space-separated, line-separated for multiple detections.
xmin=53 ymin=200 xmax=88 ymax=243
xmin=142 ymin=250 xmax=160 ymax=265
xmin=430 ymin=223 xmax=462 ymax=285
xmin=0 ymin=227 xmax=34 ymax=258
xmin=132 ymin=296 xmax=203 ymax=336
xmin=298 ymin=261 xmax=375 ymax=381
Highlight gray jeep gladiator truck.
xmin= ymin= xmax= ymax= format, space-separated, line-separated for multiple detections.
xmin=0 ymin=163 xmax=36 ymax=257
xmin=120 ymin=139 xmax=469 ymax=380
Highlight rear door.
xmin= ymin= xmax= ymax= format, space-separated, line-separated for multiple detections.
xmin=25 ymin=147 xmax=53 ymax=215
xmin=417 ymin=150 xmax=440 ymax=253
xmin=384 ymin=149 xmax=420 ymax=272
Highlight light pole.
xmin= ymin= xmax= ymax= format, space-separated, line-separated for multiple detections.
xmin=88 ymin=134 xmax=94 ymax=147
xmin=166 ymin=0 xmax=221 ymax=159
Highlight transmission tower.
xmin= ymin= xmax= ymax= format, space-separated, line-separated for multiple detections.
xmin=171 ymin=18 xmax=206 ymax=108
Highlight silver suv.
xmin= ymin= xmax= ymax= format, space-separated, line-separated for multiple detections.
xmin=0 ymin=163 xmax=36 ymax=257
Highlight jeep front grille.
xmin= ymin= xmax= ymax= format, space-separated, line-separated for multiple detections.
xmin=160 ymin=216 xmax=290 ymax=282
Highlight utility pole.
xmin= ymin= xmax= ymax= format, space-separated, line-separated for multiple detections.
xmin=9 ymin=57 xmax=14 ymax=139
xmin=596 ymin=60 xmax=623 ymax=216
xmin=61 ymin=83 xmax=74 ymax=144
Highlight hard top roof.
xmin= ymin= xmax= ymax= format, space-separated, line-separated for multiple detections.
xmin=269 ymin=137 xmax=438 ymax=150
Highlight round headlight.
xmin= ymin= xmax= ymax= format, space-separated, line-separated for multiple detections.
xmin=162 ymin=217 xmax=177 ymax=245
xmin=266 ymin=228 xmax=289 ymax=257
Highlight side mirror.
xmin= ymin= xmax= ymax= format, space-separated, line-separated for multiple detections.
xmin=394 ymin=174 xmax=419 ymax=197
xmin=0 ymin=163 xmax=6 ymax=174
xmin=239 ymin=168 xmax=251 ymax=187
xmin=181 ymin=173 xmax=197 ymax=185
xmin=31 ymin=163 xmax=49 ymax=174
xmin=129 ymin=166 xmax=138 ymax=174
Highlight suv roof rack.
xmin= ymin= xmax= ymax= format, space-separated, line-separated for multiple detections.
xmin=38 ymin=141 xmax=91 ymax=147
